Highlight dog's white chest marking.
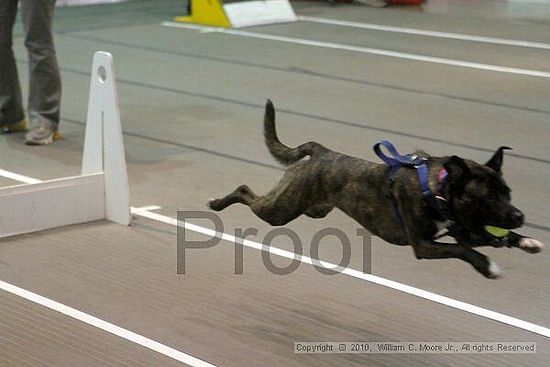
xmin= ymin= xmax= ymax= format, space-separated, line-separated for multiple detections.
xmin=436 ymin=219 xmax=454 ymax=231
xmin=434 ymin=219 xmax=454 ymax=235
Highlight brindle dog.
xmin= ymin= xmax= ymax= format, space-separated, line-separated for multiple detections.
xmin=209 ymin=100 xmax=544 ymax=278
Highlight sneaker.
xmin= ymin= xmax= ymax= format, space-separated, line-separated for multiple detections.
xmin=2 ymin=119 xmax=27 ymax=133
xmin=24 ymin=120 xmax=61 ymax=145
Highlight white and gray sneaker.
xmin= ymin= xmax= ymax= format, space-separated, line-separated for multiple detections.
xmin=25 ymin=120 xmax=61 ymax=145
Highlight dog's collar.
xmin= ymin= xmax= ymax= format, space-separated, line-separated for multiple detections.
xmin=418 ymin=163 xmax=465 ymax=241
xmin=418 ymin=165 xmax=450 ymax=222
xmin=437 ymin=167 xmax=448 ymax=186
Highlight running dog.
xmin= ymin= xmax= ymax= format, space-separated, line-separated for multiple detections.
xmin=209 ymin=100 xmax=544 ymax=278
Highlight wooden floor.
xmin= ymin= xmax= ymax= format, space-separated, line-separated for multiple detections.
xmin=1 ymin=0 xmax=549 ymax=366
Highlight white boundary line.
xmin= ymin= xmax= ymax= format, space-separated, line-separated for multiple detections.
xmin=1 ymin=168 xmax=549 ymax=339
xmin=0 ymin=169 xmax=218 ymax=367
xmin=130 ymin=206 xmax=550 ymax=339
xmin=0 ymin=169 xmax=41 ymax=184
xmin=299 ymin=16 xmax=550 ymax=51
xmin=162 ymin=21 xmax=550 ymax=79
xmin=0 ymin=280 xmax=218 ymax=367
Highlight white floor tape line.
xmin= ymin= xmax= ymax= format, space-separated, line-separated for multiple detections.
xmin=131 ymin=205 xmax=550 ymax=339
xmin=0 ymin=280 xmax=219 ymax=367
xmin=162 ymin=21 xmax=550 ymax=79
xmin=298 ymin=16 xmax=550 ymax=51
xmin=0 ymin=169 xmax=41 ymax=184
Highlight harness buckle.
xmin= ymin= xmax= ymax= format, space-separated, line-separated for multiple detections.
xmin=413 ymin=157 xmax=428 ymax=167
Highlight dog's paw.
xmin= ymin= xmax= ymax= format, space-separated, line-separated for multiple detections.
xmin=487 ymin=260 xmax=502 ymax=279
xmin=519 ymin=238 xmax=544 ymax=254
xmin=477 ymin=259 xmax=501 ymax=279
xmin=477 ymin=258 xmax=501 ymax=279
xmin=207 ymin=198 xmax=222 ymax=211
xmin=207 ymin=198 xmax=215 ymax=209
xmin=486 ymin=260 xmax=501 ymax=279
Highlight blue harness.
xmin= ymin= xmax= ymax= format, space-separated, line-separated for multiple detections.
xmin=374 ymin=140 xmax=460 ymax=240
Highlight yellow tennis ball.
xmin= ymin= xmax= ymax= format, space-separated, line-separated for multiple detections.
xmin=484 ymin=225 xmax=510 ymax=238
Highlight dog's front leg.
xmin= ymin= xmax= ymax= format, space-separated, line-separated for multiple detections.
xmin=456 ymin=230 xmax=544 ymax=254
xmin=503 ymin=231 xmax=545 ymax=254
xmin=397 ymin=197 xmax=499 ymax=278
xmin=412 ymin=241 xmax=501 ymax=279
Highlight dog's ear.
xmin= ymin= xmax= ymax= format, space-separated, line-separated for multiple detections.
xmin=444 ymin=156 xmax=471 ymax=185
xmin=485 ymin=146 xmax=512 ymax=174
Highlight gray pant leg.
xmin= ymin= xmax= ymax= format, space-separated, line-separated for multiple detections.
xmin=20 ymin=0 xmax=61 ymax=128
xmin=0 ymin=0 xmax=25 ymax=126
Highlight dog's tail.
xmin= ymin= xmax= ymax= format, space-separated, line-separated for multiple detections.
xmin=264 ymin=99 xmax=324 ymax=166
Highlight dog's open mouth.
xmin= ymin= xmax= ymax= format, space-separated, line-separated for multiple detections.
xmin=486 ymin=222 xmax=522 ymax=230
xmin=485 ymin=211 xmax=524 ymax=231
xmin=486 ymin=223 xmax=516 ymax=229
xmin=494 ymin=218 xmax=525 ymax=229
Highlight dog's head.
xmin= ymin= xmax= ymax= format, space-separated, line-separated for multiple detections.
xmin=443 ymin=147 xmax=524 ymax=232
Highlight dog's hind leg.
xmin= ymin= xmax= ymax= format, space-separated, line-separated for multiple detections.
xmin=209 ymin=185 xmax=258 ymax=211
xmin=247 ymin=168 xmax=320 ymax=226
xmin=305 ymin=204 xmax=334 ymax=219
xmin=248 ymin=192 xmax=306 ymax=226
xmin=209 ymin=184 xmax=306 ymax=226
xmin=210 ymin=159 xmax=322 ymax=226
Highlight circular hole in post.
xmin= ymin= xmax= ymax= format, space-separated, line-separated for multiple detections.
xmin=98 ymin=66 xmax=107 ymax=83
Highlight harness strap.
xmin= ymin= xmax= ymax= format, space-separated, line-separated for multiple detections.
xmin=374 ymin=140 xmax=461 ymax=240
xmin=374 ymin=140 xmax=425 ymax=167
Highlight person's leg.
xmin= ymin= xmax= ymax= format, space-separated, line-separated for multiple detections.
xmin=0 ymin=0 xmax=26 ymax=129
xmin=21 ymin=0 xmax=61 ymax=144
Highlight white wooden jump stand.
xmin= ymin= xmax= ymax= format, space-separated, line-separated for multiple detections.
xmin=0 ymin=51 xmax=131 ymax=238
